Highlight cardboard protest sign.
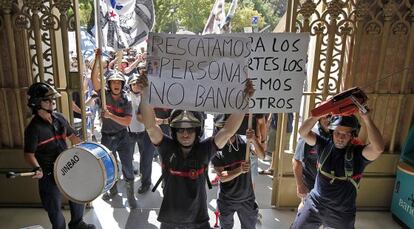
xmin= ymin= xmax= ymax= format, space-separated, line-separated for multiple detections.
xmin=145 ymin=33 xmax=250 ymax=113
xmin=246 ymin=33 xmax=309 ymax=113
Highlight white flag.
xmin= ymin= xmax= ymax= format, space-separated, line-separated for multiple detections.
xmin=202 ymin=0 xmax=225 ymax=35
xmin=220 ymin=0 xmax=237 ymax=33
xmin=99 ymin=0 xmax=155 ymax=49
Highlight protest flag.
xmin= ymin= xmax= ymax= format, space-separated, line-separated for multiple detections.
xmin=202 ymin=0 xmax=225 ymax=35
xmin=98 ymin=0 xmax=155 ymax=50
xmin=220 ymin=0 xmax=237 ymax=33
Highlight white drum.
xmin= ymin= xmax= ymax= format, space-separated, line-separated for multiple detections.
xmin=54 ymin=142 xmax=118 ymax=203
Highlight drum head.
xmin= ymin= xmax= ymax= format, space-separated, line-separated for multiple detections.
xmin=54 ymin=146 xmax=106 ymax=203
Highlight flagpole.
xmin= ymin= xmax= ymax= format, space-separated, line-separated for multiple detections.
xmin=94 ymin=0 xmax=106 ymax=109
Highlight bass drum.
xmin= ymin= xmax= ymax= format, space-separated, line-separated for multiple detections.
xmin=54 ymin=142 xmax=118 ymax=203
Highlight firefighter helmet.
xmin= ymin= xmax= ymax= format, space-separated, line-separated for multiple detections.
xmin=27 ymin=82 xmax=60 ymax=113
xmin=329 ymin=115 xmax=361 ymax=137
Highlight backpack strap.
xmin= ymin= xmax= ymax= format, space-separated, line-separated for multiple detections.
xmin=152 ymin=172 xmax=164 ymax=192
xmin=318 ymin=143 xmax=359 ymax=190
xmin=152 ymin=153 xmax=175 ymax=192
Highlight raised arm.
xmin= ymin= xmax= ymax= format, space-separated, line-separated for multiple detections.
xmin=360 ymin=110 xmax=385 ymax=161
xmin=123 ymin=55 xmax=142 ymax=74
xmin=91 ymin=50 xmax=102 ymax=91
xmin=214 ymin=79 xmax=255 ymax=149
xmin=138 ymin=76 xmax=164 ymax=145
xmin=298 ymin=116 xmax=320 ymax=146
xmin=214 ymin=113 xmax=245 ymax=149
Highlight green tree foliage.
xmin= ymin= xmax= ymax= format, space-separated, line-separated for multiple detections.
xmin=231 ymin=7 xmax=264 ymax=32
xmin=154 ymin=0 xmax=213 ymax=34
xmin=78 ymin=0 xmax=287 ymax=33
xmin=239 ymin=0 xmax=287 ymax=31
xmin=78 ymin=0 xmax=93 ymax=26
xmin=175 ymin=0 xmax=213 ymax=34
xmin=153 ymin=0 xmax=178 ymax=33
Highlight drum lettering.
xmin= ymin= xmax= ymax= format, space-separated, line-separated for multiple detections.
xmin=61 ymin=155 xmax=80 ymax=176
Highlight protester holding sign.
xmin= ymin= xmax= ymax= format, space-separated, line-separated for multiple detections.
xmin=139 ymin=73 xmax=254 ymax=228
xmin=211 ymin=114 xmax=263 ymax=229
xmin=146 ymin=33 xmax=251 ymax=114
xmin=91 ymin=50 xmax=137 ymax=208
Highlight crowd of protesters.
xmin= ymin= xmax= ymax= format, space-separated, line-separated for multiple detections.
xmin=31 ymin=45 xmax=384 ymax=229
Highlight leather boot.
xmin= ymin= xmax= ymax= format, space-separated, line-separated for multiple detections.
xmin=126 ymin=180 xmax=137 ymax=209
xmin=102 ymin=182 xmax=118 ymax=200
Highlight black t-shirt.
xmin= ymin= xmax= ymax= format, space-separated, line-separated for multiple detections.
xmin=99 ymin=90 xmax=132 ymax=134
xmin=310 ymin=135 xmax=370 ymax=213
xmin=154 ymin=108 xmax=172 ymax=119
xmin=157 ymin=136 xmax=218 ymax=225
xmin=24 ymin=113 xmax=74 ymax=171
xmin=296 ymin=128 xmax=331 ymax=190
xmin=211 ymin=135 xmax=255 ymax=203
xmin=302 ymin=142 xmax=319 ymax=190
xmin=236 ymin=114 xmax=264 ymax=135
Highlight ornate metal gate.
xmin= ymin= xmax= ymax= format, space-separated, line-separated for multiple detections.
xmin=0 ymin=0 xmax=84 ymax=205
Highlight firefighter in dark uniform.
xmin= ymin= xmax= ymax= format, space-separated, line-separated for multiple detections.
xmin=292 ymin=115 xmax=331 ymax=210
xmin=211 ymin=114 xmax=264 ymax=229
xmin=139 ymin=77 xmax=254 ymax=228
xmin=24 ymin=82 xmax=95 ymax=229
xmin=91 ymin=51 xmax=137 ymax=208
xmin=291 ymin=109 xmax=385 ymax=229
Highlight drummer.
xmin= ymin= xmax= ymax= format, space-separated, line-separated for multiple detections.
xmin=24 ymin=82 xmax=95 ymax=229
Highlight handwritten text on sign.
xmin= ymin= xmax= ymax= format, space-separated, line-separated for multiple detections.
xmin=246 ymin=33 xmax=309 ymax=113
xmin=145 ymin=33 xmax=250 ymax=113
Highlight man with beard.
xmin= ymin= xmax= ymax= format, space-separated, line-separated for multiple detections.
xmin=91 ymin=50 xmax=137 ymax=208
xmin=291 ymin=110 xmax=384 ymax=229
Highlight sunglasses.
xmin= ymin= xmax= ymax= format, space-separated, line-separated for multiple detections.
xmin=176 ymin=128 xmax=196 ymax=134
